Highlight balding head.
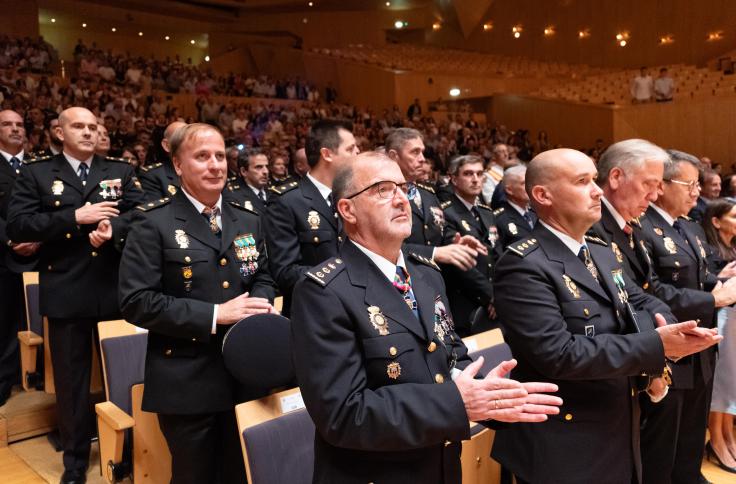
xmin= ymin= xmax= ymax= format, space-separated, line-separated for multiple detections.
xmin=162 ymin=121 xmax=187 ymax=154
xmin=0 ymin=110 xmax=25 ymax=154
xmin=56 ymin=107 xmax=99 ymax=160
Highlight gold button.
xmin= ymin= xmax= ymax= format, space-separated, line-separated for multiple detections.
xmin=389 ymin=347 xmax=397 ymax=356
xmin=184 ymin=256 xmax=191 ymax=263
xmin=476 ymin=457 xmax=481 ymax=464
xmin=643 ymin=282 xmax=649 ymax=290
xmin=674 ymin=261 xmax=680 ymax=267
xmin=435 ymin=374 xmax=444 ymax=384
xmin=47 ymin=265 xmax=52 ymax=271
xmin=564 ymin=413 xmax=573 ymax=421
xmin=65 ymin=233 xmax=71 ymax=239
xmin=85 ymin=202 xmax=91 ymax=206
xmin=616 ymin=310 xmax=621 ymax=319
xmin=424 ymin=224 xmax=428 ymax=230
xmin=147 ymin=202 xmax=154 ymax=207
xmin=426 ymin=241 xmax=431 ymax=245
xmin=338 ymin=236 xmax=343 ymax=242
xmin=583 ymin=308 xmax=590 ymax=316
xmin=444 ymin=440 xmax=451 ymax=447
xmin=192 ymin=337 xmax=197 ymax=342
xmin=220 ymin=258 xmax=227 ymax=266
xmin=165 ymin=349 xmax=172 ymax=356
xmin=91 ymin=251 xmax=98 ymax=257
xmin=222 ymin=281 xmax=230 ymax=289
xmin=54 ymin=200 xmax=60 ymax=207
xmin=313 ymin=236 xmax=319 ymax=243
xmin=428 ymin=342 xmax=437 ymax=352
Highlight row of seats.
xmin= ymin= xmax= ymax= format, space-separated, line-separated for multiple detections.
xmin=16 ymin=272 xmax=511 ymax=483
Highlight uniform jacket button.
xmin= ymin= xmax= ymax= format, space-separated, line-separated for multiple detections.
xmin=222 ymin=281 xmax=230 ymax=289
xmin=184 ymin=256 xmax=191 ymax=263
xmin=428 ymin=342 xmax=437 ymax=352
xmin=165 ymin=349 xmax=172 ymax=356
xmin=91 ymin=251 xmax=98 ymax=257
xmin=389 ymin=347 xmax=397 ymax=356
xmin=435 ymin=374 xmax=444 ymax=384
xmin=565 ymin=413 xmax=573 ymax=421
xmin=220 ymin=258 xmax=227 ymax=266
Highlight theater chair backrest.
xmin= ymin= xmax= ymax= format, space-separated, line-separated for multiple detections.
xmin=100 ymin=332 xmax=147 ymax=414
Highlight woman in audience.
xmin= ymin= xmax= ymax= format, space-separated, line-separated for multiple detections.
xmin=702 ymin=199 xmax=736 ymax=473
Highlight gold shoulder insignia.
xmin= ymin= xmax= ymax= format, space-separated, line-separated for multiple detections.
xmin=493 ymin=207 xmax=505 ymax=216
xmin=305 ymin=257 xmax=345 ymax=286
xmin=105 ymin=156 xmax=131 ymax=163
xmin=228 ymin=200 xmax=258 ymax=215
xmin=416 ymin=182 xmax=435 ymax=194
xmin=136 ymin=197 xmax=171 ymax=212
xmin=476 ymin=203 xmax=492 ymax=212
xmin=507 ymin=237 xmax=539 ymax=257
xmin=679 ymin=215 xmax=691 ymax=222
xmin=584 ymin=235 xmax=608 ymax=246
xmin=25 ymin=154 xmax=53 ymax=164
xmin=269 ymin=180 xmax=299 ymax=195
xmin=440 ymin=200 xmax=452 ymax=209
xmin=408 ymin=252 xmax=441 ymax=271
xmin=140 ymin=162 xmax=163 ymax=173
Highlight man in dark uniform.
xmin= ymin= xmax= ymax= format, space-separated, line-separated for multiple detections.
xmin=7 ymin=107 xmax=144 ymax=484
xmin=291 ymin=151 xmax=562 ymax=484
xmin=265 ymin=119 xmax=359 ymax=315
xmin=637 ymin=150 xmax=734 ymax=484
xmin=0 ymin=109 xmax=39 ymax=405
xmin=491 ymin=148 xmax=721 ymax=484
xmin=385 ymin=127 xmax=482 ymax=272
xmin=138 ymin=121 xmax=185 ymax=201
xmin=224 ymin=149 xmax=269 ymax=214
xmin=440 ymin=155 xmax=497 ymax=336
xmin=494 ymin=165 xmax=536 ymax=249
xmin=119 ymin=123 xmax=276 ymax=484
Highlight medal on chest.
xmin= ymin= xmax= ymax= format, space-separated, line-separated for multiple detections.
xmin=234 ymin=233 xmax=259 ymax=276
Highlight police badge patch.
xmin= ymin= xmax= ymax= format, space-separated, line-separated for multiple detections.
xmin=429 ymin=206 xmax=445 ymax=230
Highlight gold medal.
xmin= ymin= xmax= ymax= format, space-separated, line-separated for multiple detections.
xmin=174 ymin=229 xmax=189 ymax=249
xmin=52 ymin=180 xmax=64 ymax=195
xmin=696 ymin=237 xmax=707 ymax=259
xmin=663 ymin=237 xmax=677 ymax=254
xmin=611 ymin=242 xmax=623 ymax=263
xmin=307 ymin=210 xmax=320 ymax=230
xmin=387 ymin=362 xmax=401 ymax=379
xmin=461 ymin=220 xmax=471 ymax=232
xmin=368 ymin=306 xmax=389 ymax=336
xmin=182 ymin=266 xmax=192 ymax=279
xmin=562 ymin=274 xmax=581 ymax=298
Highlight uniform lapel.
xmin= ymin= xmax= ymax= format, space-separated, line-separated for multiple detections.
xmin=218 ymin=201 xmax=239 ymax=256
xmin=83 ymin=155 xmax=110 ymax=199
xmin=50 ymin=154 xmax=83 ymax=194
xmin=174 ymin=191 xmax=221 ymax=251
xmin=408 ymin=267 xmax=438 ymax=340
xmin=600 ymin=205 xmax=645 ymax=277
xmin=301 ymin=177 xmax=336 ymax=229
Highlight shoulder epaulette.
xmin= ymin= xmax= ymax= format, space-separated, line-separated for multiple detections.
xmin=416 ymin=182 xmax=435 ymax=194
xmin=476 ymin=203 xmax=492 ymax=212
xmin=269 ymin=180 xmax=299 ymax=195
xmin=440 ymin=200 xmax=452 ymax=209
xmin=304 ymin=257 xmax=346 ymax=286
xmin=507 ymin=237 xmax=539 ymax=257
xmin=136 ymin=197 xmax=171 ymax=212
xmin=408 ymin=252 xmax=440 ymax=271
xmin=226 ymin=183 xmax=240 ymax=191
xmin=140 ymin=162 xmax=163 ymax=173
xmin=584 ymin=235 xmax=608 ymax=246
xmin=228 ymin=200 xmax=258 ymax=215
xmin=24 ymin=154 xmax=52 ymax=164
xmin=105 ymin=156 xmax=131 ymax=164
xmin=228 ymin=175 xmax=238 ymax=182
xmin=493 ymin=207 xmax=505 ymax=216
xmin=679 ymin=215 xmax=691 ymax=222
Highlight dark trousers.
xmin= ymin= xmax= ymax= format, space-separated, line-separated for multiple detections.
xmin=158 ymin=410 xmax=245 ymax=484
xmin=0 ymin=271 xmax=23 ymax=403
xmin=47 ymin=317 xmax=99 ymax=472
xmin=640 ymin=366 xmax=713 ymax=484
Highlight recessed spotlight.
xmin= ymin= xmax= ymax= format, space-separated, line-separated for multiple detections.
xmin=205 ymin=55 xmax=210 ymax=62
xmin=432 ymin=22 xmax=441 ymax=31
xmin=544 ymin=26 xmax=555 ymax=36
xmin=303 ymin=17 xmax=308 ymax=23
xmin=578 ymin=29 xmax=590 ymax=39
xmin=514 ymin=32 xmax=521 ymax=38
xmin=165 ymin=35 xmax=170 ymax=40
xmin=385 ymin=1 xmax=391 ymax=6
xmin=308 ymin=1 xmax=313 ymax=6
xmin=394 ymin=20 xmax=404 ymax=29
xmin=82 ymin=23 xmax=87 ymax=28
xmin=483 ymin=22 xmax=493 ymax=31
xmin=190 ymin=39 xmax=195 ymax=44
xmin=707 ymin=31 xmax=724 ymax=41
xmin=138 ymin=32 xmax=143 ymax=37
xmin=51 ymin=18 xmax=56 ymax=23
xmin=619 ymin=40 xmax=627 ymax=47
xmin=449 ymin=88 xmax=461 ymax=97
xmin=659 ymin=35 xmax=674 ymax=45
xmin=512 ymin=25 xmax=523 ymax=38
xmin=615 ymin=31 xmax=630 ymax=45
xmin=111 ymin=27 xmax=116 ymax=32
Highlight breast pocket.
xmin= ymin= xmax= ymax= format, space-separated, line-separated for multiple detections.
xmin=362 ymin=332 xmax=422 ymax=386
xmin=656 ymin=255 xmax=683 ymax=284
xmin=42 ymin=194 xmax=77 ymax=210
xmin=298 ymin=229 xmax=334 ymax=246
xmin=163 ymin=248 xmax=210 ymax=294
xmin=560 ymin=300 xmax=602 ymax=336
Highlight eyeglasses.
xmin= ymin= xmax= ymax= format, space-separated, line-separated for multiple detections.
xmin=664 ymin=178 xmax=701 ymax=193
xmin=345 ymin=180 xmax=409 ymax=200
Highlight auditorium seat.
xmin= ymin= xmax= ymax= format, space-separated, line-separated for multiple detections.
xmin=94 ymin=320 xmax=171 ymax=484
xmin=17 ymin=272 xmax=44 ymax=392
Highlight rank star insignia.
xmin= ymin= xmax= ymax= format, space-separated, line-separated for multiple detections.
xmin=174 ymin=230 xmax=189 ymax=249
xmin=367 ymin=306 xmax=389 ymax=336
xmin=461 ymin=220 xmax=472 ymax=232
xmin=387 ymin=361 xmax=401 ymax=380
xmin=562 ymin=274 xmax=581 ymax=298
xmin=307 ymin=210 xmax=321 ymax=230
xmin=663 ymin=237 xmax=677 ymax=254
xmin=611 ymin=242 xmax=623 ymax=263
xmin=52 ymin=180 xmax=64 ymax=195
xmin=508 ymin=222 xmax=518 ymax=235
xmin=168 ymin=184 xmax=177 ymax=195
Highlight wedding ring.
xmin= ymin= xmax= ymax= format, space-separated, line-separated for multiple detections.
xmin=493 ymin=400 xmax=499 ymax=410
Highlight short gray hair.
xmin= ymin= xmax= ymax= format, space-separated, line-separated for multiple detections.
xmin=170 ymin=123 xmax=222 ymax=158
xmin=448 ymin=154 xmax=483 ymax=176
xmin=597 ymin=139 xmax=669 ymax=185
xmin=503 ymin=164 xmax=527 ymax=183
xmin=664 ymin=149 xmax=701 ymax=180
xmin=385 ymin=128 xmax=423 ymax=153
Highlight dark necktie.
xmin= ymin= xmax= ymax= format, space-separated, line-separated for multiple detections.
xmin=9 ymin=156 xmax=21 ymax=174
xmin=672 ymin=220 xmax=686 ymax=238
xmin=393 ymin=266 xmax=419 ymax=319
xmin=258 ymin=190 xmax=266 ymax=202
xmin=578 ymin=245 xmax=599 ymax=281
xmin=522 ymin=211 xmax=535 ymax=229
xmin=407 ymin=183 xmax=421 ymax=209
xmin=77 ymin=163 xmax=89 ymax=184
xmin=471 ymin=206 xmax=481 ymax=222
xmin=202 ymin=206 xmax=221 ymax=237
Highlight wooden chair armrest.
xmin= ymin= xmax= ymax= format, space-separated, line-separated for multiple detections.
xmin=17 ymin=330 xmax=43 ymax=346
xmin=96 ymin=401 xmax=135 ymax=431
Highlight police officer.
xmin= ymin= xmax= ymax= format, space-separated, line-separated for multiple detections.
xmin=119 ymin=123 xmax=276 ymax=484
xmin=7 ymin=107 xmax=144 ymax=484
xmin=265 ymin=119 xmax=359 ymax=315
xmin=385 ymin=127 xmax=481 ymax=272
xmin=0 ymin=109 xmax=39 ymax=405
xmin=491 ymin=148 xmax=720 ymax=484
xmin=494 ymin=164 xmax=536 ymax=249
xmin=291 ymin=151 xmax=562 ymax=484
xmin=637 ymin=150 xmax=736 ymax=484
xmin=139 ymin=121 xmax=185 ymax=201
xmin=440 ymin=155 xmax=497 ymax=336
xmin=224 ymin=149 xmax=269 ymax=214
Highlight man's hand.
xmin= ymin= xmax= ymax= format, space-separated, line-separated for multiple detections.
xmin=217 ymin=292 xmax=275 ymax=325
xmin=711 ymin=277 xmax=736 ymax=307
xmin=75 ymin=201 xmax=119 ymax=225
xmin=434 ymin=243 xmax=478 ymax=271
xmin=654 ymin=313 xmax=722 ymax=359
xmin=454 ymin=357 xmax=561 ymax=423
xmin=718 ymin=261 xmax=736 ymax=279
xmin=646 ymin=376 xmax=668 ymax=402
xmin=89 ymin=219 xmax=113 ymax=248
xmin=11 ymin=242 xmax=40 ymax=256
xmin=453 ymin=233 xmax=489 ymax=256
